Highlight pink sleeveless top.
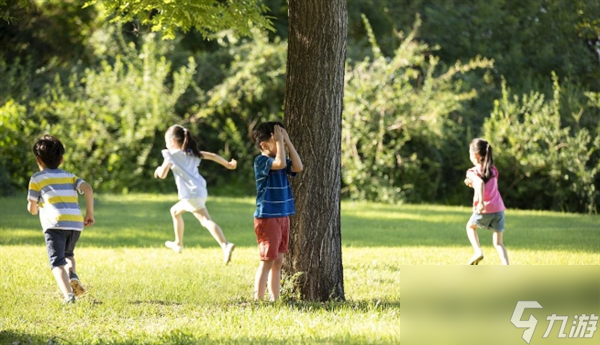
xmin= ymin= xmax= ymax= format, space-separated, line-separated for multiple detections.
xmin=467 ymin=166 xmax=505 ymax=213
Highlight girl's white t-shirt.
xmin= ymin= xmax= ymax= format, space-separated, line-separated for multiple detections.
xmin=162 ymin=149 xmax=207 ymax=200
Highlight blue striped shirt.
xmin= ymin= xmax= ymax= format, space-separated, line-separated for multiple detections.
xmin=27 ymin=169 xmax=85 ymax=232
xmin=254 ymin=155 xmax=296 ymax=218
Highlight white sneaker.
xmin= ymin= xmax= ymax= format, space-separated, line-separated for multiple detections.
xmin=165 ymin=241 xmax=183 ymax=253
xmin=63 ymin=293 xmax=76 ymax=304
xmin=223 ymin=242 xmax=235 ymax=264
xmin=468 ymin=253 xmax=484 ymax=265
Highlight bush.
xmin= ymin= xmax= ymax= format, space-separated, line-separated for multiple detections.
xmin=2 ymin=33 xmax=196 ymax=193
xmin=0 ymin=99 xmax=33 ymax=195
xmin=342 ymin=15 xmax=493 ymax=203
xmin=483 ymin=74 xmax=600 ymax=213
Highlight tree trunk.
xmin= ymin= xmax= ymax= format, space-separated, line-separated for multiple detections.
xmin=283 ymin=0 xmax=347 ymax=301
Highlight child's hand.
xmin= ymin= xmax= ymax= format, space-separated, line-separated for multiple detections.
xmin=27 ymin=200 xmax=39 ymax=215
xmin=154 ymin=166 xmax=161 ymax=178
xmin=228 ymin=159 xmax=237 ymax=170
xmin=273 ymin=125 xmax=284 ymax=142
xmin=84 ymin=213 xmax=95 ymax=227
xmin=476 ymin=202 xmax=485 ymax=214
xmin=281 ymin=127 xmax=291 ymax=143
xmin=464 ymin=177 xmax=473 ymax=188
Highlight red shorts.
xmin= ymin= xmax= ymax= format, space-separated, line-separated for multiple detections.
xmin=254 ymin=217 xmax=289 ymax=261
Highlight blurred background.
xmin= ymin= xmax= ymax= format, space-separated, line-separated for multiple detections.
xmin=1 ymin=0 xmax=598 ymax=213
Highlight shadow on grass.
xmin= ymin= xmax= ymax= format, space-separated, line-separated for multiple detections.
xmin=1 ymin=195 xmax=598 ymax=253
xmin=130 ymin=300 xmax=182 ymax=306
xmin=0 ymin=329 xmax=399 ymax=345
xmin=268 ymin=298 xmax=400 ymax=314
xmin=0 ymin=330 xmax=66 ymax=345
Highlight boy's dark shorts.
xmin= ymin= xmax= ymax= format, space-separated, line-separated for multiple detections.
xmin=44 ymin=229 xmax=81 ymax=269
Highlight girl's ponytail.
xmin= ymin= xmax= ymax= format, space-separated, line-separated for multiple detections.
xmin=167 ymin=125 xmax=203 ymax=158
xmin=183 ymin=128 xmax=203 ymax=158
xmin=481 ymin=143 xmax=494 ymax=183
xmin=470 ymin=138 xmax=495 ymax=183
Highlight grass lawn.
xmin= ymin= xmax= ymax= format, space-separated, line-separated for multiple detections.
xmin=0 ymin=193 xmax=598 ymax=344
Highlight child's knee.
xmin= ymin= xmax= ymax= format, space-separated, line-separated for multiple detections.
xmin=493 ymin=238 xmax=503 ymax=248
xmin=259 ymin=260 xmax=274 ymax=271
xmin=199 ymin=217 xmax=211 ymax=228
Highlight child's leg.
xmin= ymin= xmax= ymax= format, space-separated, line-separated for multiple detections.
xmin=492 ymin=231 xmax=510 ymax=265
xmin=192 ymin=208 xmax=228 ymax=247
xmin=65 ymin=256 xmax=76 ymax=274
xmin=66 ymin=256 xmax=86 ymax=296
xmin=193 ymin=208 xmax=235 ymax=263
xmin=170 ymin=204 xmax=187 ymax=246
xmin=52 ymin=265 xmax=73 ymax=299
xmin=63 ymin=231 xmax=86 ymax=295
xmin=268 ymin=254 xmax=284 ymax=301
xmin=466 ymin=223 xmax=484 ymax=264
xmin=466 ymin=223 xmax=482 ymax=254
xmin=45 ymin=230 xmax=75 ymax=300
xmin=255 ymin=259 xmax=274 ymax=300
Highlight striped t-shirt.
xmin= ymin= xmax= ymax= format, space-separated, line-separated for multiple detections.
xmin=254 ymin=155 xmax=296 ymax=218
xmin=27 ymin=169 xmax=85 ymax=232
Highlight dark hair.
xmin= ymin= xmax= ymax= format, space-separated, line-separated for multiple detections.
xmin=470 ymin=138 xmax=495 ymax=183
xmin=252 ymin=121 xmax=284 ymax=150
xmin=166 ymin=125 xmax=203 ymax=158
xmin=32 ymin=135 xmax=65 ymax=169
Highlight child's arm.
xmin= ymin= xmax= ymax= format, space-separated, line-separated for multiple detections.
xmin=200 ymin=151 xmax=237 ymax=170
xmin=467 ymin=171 xmax=486 ymax=213
xmin=27 ymin=200 xmax=38 ymax=215
xmin=270 ymin=125 xmax=287 ymax=170
xmin=27 ymin=179 xmax=40 ymax=215
xmin=154 ymin=161 xmax=172 ymax=179
xmin=78 ymin=182 xmax=95 ymax=227
xmin=464 ymin=177 xmax=473 ymax=188
xmin=281 ymin=128 xmax=303 ymax=173
xmin=476 ymin=182 xmax=486 ymax=213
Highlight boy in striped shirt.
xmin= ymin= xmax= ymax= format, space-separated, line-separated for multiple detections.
xmin=252 ymin=122 xmax=303 ymax=301
xmin=27 ymin=135 xmax=95 ymax=304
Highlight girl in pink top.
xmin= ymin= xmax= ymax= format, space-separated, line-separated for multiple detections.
xmin=464 ymin=138 xmax=510 ymax=265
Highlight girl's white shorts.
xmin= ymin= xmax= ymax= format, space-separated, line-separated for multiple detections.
xmin=174 ymin=197 xmax=207 ymax=212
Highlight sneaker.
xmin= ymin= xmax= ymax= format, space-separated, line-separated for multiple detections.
xmin=468 ymin=253 xmax=484 ymax=265
xmin=63 ymin=293 xmax=76 ymax=304
xmin=223 ymin=242 xmax=235 ymax=264
xmin=165 ymin=241 xmax=183 ymax=253
xmin=70 ymin=277 xmax=86 ymax=297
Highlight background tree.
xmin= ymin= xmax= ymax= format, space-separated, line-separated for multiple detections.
xmin=89 ymin=0 xmax=273 ymax=39
xmin=87 ymin=0 xmax=347 ymax=301
xmin=282 ymin=0 xmax=347 ymax=301
xmin=1 ymin=0 xmax=598 ymax=212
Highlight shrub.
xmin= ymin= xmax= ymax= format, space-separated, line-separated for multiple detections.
xmin=342 ymin=15 xmax=493 ymax=203
xmin=483 ymin=74 xmax=599 ymax=213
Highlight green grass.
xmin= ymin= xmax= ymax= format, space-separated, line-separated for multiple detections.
xmin=0 ymin=193 xmax=598 ymax=344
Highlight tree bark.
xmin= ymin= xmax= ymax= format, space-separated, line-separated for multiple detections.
xmin=283 ymin=0 xmax=347 ymax=301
